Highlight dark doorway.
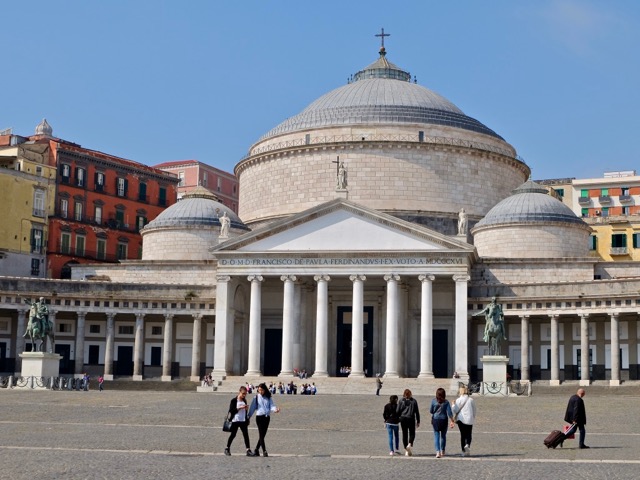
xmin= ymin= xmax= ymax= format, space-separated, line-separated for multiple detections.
xmin=115 ymin=346 xmax=134 ymax=376
xmin=55 ymin=344 xmax=72 ymax=374
xmin=433 ymin=329 xmax=448 ymax=378
xmin=150 ymin=346 xmax=162 ymax=366
xmin=263 ymin=328 xmax=282 ymax=376
xmin=88 ymin=345 xmax=100 ymax=365
xmin=0 ymin=342 xmax=6 ymax=372
xmin=336 ymin=306 xmax=374 ymax=377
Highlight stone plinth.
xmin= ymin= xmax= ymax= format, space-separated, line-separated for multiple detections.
xmin=481 ymin=355 xmax=509 ymax=396
xmin=19 ymin=352 xmax=61 ymax=378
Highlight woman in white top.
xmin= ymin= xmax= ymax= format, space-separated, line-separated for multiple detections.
xmin=224 ymin=386 xmax=255 ymax=456
xmin=248 ymin=382 xmax=280 ymax=457
xmin=450 ymin=385 xmax=477 ymax=456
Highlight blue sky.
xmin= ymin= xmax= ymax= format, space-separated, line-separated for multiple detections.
xmin=2 ymin=1 xmax=638 ymax=180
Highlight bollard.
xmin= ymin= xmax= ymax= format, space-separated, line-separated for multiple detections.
xmin=8 ymin=376 xmax=13 ymax=389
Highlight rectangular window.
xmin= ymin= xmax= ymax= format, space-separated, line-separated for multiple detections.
xmin=581 ymin=208 xmax=589 ymax=217
xmin=588 ymin=235 xmax=597 ymax=250
xmin=88 ymin=345 xmax=100 ymax=365
xmin=150 ymin=346 xmax=162 ymax=366
xmin=74 ymin=201 xmax=83 ymax=221
xmin=33 ymin=190 xmax=45 ymax=217
xmin=580 ymin=189 xmax=589 ymax=198
xmin=217 ymin=177 xmax=222 ymax=192
xmin=58 ymin=323 xmax=71 ymax=333
xmin=621 ymin=187 xmax=629 ymax=195
xmin=622 ymin=206 xmax=630 ymax=215
xmin=202 ymin=173 xmax=207 ymax=186
xmin=178 ymin=171 xmax=185 ymax=186
xmin=555 ymin=188 xmax=564 ymax=198
xmin=115 ymin=210 xmax=125 ymax=226
xmin=138 ymin=182 xmax=147 ymax=202
xmin=60 ymin=232 xmax=71 ymax=254
xmin=118 ymin=325 xmax=134 ymax=335
xmin=30 ymin=258 xmax=40 ymax=276
xmin=75 ymin=167 xmax=85 ymax=187
xmin=60 ymin=198 xmax=68 ymax=218
xmin=611 ymin=233 xmax=627 ymax=248
xmin=151 ymin=326 xmax=162 ymax=335
xmin=30 ymin=228 xmax=43 ymax=254
xmin=633 ymin=233 xmax=640 ymax=248
xmin=601 ymin=207 xmax=609 ymax=217
xmin=94 ymin=205 xmax=102 ymax=224
xmin=60 ymin=164 xmax=71 ymax=183
xmin=136 ymin=215 xmax=147 ymax=232
xmin=117 ymin=242 xmax=128 ymax=260
xmin=117 ymin=177 xmax=127 ymax=197
xmin=159 ymin=187 xmax=167 ymax=206
xmin=89 ymin=324 xmax=101 ymax=334
xmin=97 ymin=238 xmax=107 ymax=260
xmin=95 ymin=172 xmax=105 ymax=192
xmin=76 ymin=235 xmax=85 ymax=256
xmin=601 ymin=188 xmax=609 ymax=196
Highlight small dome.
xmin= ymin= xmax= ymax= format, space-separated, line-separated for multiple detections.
xmin=143 ymin=186 xmax=248 ymax=231
xmin=35 ymin=118 xmax=52 ymax=136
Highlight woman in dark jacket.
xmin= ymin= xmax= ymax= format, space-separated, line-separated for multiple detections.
xmin=430 ymin=387 xmax=453 ymax=458
xmin=224 ymin=386 xmax=255 ymax=456
xmin=383 ymin=395 xmax=401 ymax=455
xmin=396 ymin=388 xmax=420 ymax=456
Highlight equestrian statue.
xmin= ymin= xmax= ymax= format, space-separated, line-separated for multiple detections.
xmin=473 ymin=296 xmax=507 ymax=356
xmin=23 ymin=297 xmax=55 ymax=353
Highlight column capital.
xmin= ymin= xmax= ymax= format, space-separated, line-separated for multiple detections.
xmin=280 ymin=274 xmax=298 ymax=282
xmin=609 ymin=311 xmax=620 ymax=320
xmin=418 ymin=274 xmax=435 ymax=283
xmin=106 ymin=312 xmax=116 ymax=320
xmin=77 ymin=311 xmax=87 ymax=320
xmin=452 ymin=274 xmax=470 ymax=283
xmin=313 ymin=274 xmax=331 ymax=282
xmin=247 ymin=274 xmax=264 ymax=282
xmin=191 ymin=312 xmax=203 ymax=321
xmin=216 ymin=275 xmax=231 ymax=283
xmin=383 ymin=273 xmax=400 ymax=282
xmin=548 ymin=313 xmax=559 ymax=320
xmin=135 ymin=312 xmax=145 ymax=321
xmin=520 ymin=314 xmax=530 ymax=320
xmin=349 ymin=274 xmax=366 ymax=282
xmin=579 ymin=313 xmax=590 ymax=320
xmin=164 ymin=313 xmax=174 ymax=321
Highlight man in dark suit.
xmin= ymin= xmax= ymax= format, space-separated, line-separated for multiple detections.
xmin=564 ymin=388 xmax=588 ymax=448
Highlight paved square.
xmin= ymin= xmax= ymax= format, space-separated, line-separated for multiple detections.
xmin=1 ymin=388 xmax=639 ymax=479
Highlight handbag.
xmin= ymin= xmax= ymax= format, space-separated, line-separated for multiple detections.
xmin=452 ymin=396 xmax=469 ymax=422
xmin=222 ymin=414 xmax=233 ymax=432
xmin=563 ymin=424 xmax=576 ymax=439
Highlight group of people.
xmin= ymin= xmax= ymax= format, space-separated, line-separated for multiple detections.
xmin=382 ymin=386 xmax=477 ymax=458
xmin=224 ymin=383 xmax=281 ymax=457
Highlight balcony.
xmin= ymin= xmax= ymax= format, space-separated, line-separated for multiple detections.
xmin=32 ymin=208 xmax=46 ymax=218
xmin=51 ymin=241 xmax=119 ymax=262
xmin=619 ymin=194 xmax=633 ymax=203
xmin=598 ymin=195 xmax=612 ymax=204
xmin=578 ymin=197 xmax=591 ymax=206
xmin=610 ymin=247 xmax=628 ymax=256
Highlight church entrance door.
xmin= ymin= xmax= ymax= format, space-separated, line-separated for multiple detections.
xmin=263 ymin=328 xmax=282 ymax=376
xmin=336 ymin=306 xmax=374 ymax=377
xmin=433 ymin=329 xmax=448 ymax=378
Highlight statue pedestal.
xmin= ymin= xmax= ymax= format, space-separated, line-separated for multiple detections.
xmin=481 ymin=355 xmax=509 ymax=396
xmin=19 ymin=352 xmax=61 ymax=378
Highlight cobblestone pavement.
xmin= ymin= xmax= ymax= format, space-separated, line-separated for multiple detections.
xmin=1 ymin=388 xmax=639 ymax=479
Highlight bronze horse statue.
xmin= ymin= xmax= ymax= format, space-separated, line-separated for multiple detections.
xmin=23 ymin=299 xmax=55 ymax=353
xmin=474 ymin=297 xmax=507 ymax=356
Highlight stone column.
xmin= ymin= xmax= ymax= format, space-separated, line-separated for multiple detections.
xmin=133 ymin=312 xmax=145 ymax=380
xmin=549 ymin=314 xmax=560 ymax=386
xmin=292 ymin=282 xmax=302 ymax=373
xmin=349 ymin=274 xmax=366 ymax=378
xmin=104 ymin=312 xmax=116 ymax=380
xmin=418 ymin=274 xmax=435 ymax=378
xmin=246 ymin=275 xmax=264 ymax=376
xmin=161 ymin=313 xmax=174 ymax=381
xmin=610 ymin=312 xmax=620 ymax=386
xmin=190 ymin=313 xmax=202 ymax=381
xmin=520 ymin=315 xmax=530 ymax=381
xmin=313 ymin=275 xmax=330 ymax=377
xmin=384 ymin=274 xmax=400 ymax=378
xmin=213 ymin=275 xmax=231 ymax=379
xmin=580 ymin=314 xmax=590 ymax=386
xmin=453 ymin=275 xmax=470 ymax=380
xmin=75 ymin=312 xmax=86 ymax=377
xmin=279 ymin=275 xmax=297 ymax=377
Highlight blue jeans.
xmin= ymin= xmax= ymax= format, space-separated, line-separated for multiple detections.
xmin=386 ymin=424 xmax=399 ymax=452
xmin=432 ymin=418 xmax=448 ymax=452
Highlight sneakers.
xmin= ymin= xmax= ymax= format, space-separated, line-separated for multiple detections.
xmin=390 ymin=451 xmax=394 ymax=456
xmin=224 ymin=448 xmax=231 ymax=456
xmin=395 ymin=450 xmax=401 ymax=456
xmin=463 ymin=444 xmax=470 ymax=456
xmin=246 ymin=449 xmax=255 ymax=456
xmin=263 ymin=450 xmax=269 ymax=457
xmin=579 ymin=445 xmax=590 ymax=449
xmin=435 ymin=451 xmax=441 ymax=458
xmin=254 ymin=448 xmax=260 ymax=457
xmin=406 ymin=444 xmax=413 ymax=456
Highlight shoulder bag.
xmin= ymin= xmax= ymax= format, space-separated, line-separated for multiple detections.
xmin=452 ymin=396 xmax=469 ymax=423
xmin=222 ymin=413 xmax=233 ymax=432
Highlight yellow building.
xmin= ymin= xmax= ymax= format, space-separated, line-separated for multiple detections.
xmin=0 ymin=139 xmax=56 ymax=277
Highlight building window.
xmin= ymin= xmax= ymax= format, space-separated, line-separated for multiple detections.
xmin=588 ymin=235 xmax=597 ymax=250
xmin=30 ymin=258 xmax=40 ymax=276
xmin=217 ymin=177 xmax=222 ymax=192
xmin=117 ymin=242 xmax=128 ymax=260
xmin=97 ymin=238 xmax=107 ymax=260
xmin=76 ymin=235 xmax=86 ymax=257
xmin=159 ymin=187 xmax=167 ymax=206
xmin=60 ymin=232 xmax=71 ymax=254
xmin=117 ymin=177 xmax=127 ymax=197
xmin=611 ymin=233 xmax=627 ymax=248
xmin=136 ymin=215 xmax=147 ymax=232
xmin=89 ymin=324 xmax=101 ymax=334
xmin=115 ymin=209 xmax=125 ymax=228
xmin=622 ymin=206 xmax=630 ymax=215
xmin=178 ymin=171 xmax=185 ymax=186
xmin=30 ymin=228 xmax=43 ymax=254
xmin=633 ymin=233 xmax=640 ymax=248
xmin=555 ymin=188 xmax=564 ymax=198
xmin=33 ymin=189 xmax=45 ymax=217
xmin=60 ymin=164 xmax=71 ymax=183
xmin=58 ymin=323 xmax=71 ymax=333
xmin=621 ymin=187 xmax=629 ymax=195
xmin=601 ymin=207 xmax=609 ymax=217
xmin=580 ymin=189 xmax=589 ymax=198
xmin=202 ymin=173 xmax=207 ymax=186
xmin=233 ymin=185 xmax=237 ymax=194
xmin=138 ymin=182 xmax=147 ymax=202
xmin=151 ymin=326 xmax=162 ymax=335
xmin=60 ymin=198 xmax=68 ymax=218
xmin=581 ymin=208 xmax=589 ymax=217
xmin=74 ymin=201 xmax=83 ymax=222
xmin=75 ymin=167 xmax=86 ymax=187
xmin=601 ymin=188 xmax=609 ymax=196
xmin=95 ymin=172 xmax=105 ymax=192
xmin=95 ymin=205 xmax=102 ymax=225
xmin=118 ymin=325 xmax=134 ymax=335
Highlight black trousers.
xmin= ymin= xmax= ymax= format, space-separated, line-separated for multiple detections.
xmin=255 ymin=415 xmax=271 ymax=451
xmin=227 ymin=421 xmax=250 ymax=449
xmin=400 ymin=418 xmax=416 ymax=448
xmin=456 ymin=421 xmax=473 ymax=451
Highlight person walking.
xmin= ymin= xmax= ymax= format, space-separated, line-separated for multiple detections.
xmin=248 ymin=382 xmax=280 ymax=457
xmin=451 ymin=385 xmax=476 ymax=456
xmin=224 ymin=386 xmax=255 ymax=456
xmin=430 ymin=387 xmax=454 ymax=458
xmin=397 ymin=388 xmax=420 ymax=456
xmin=564 ymin=388 xmax=589 ymax=448
xmin=383 ymin=395 xmax=401 ymax=456
xmin=98 ymin=375 xmax=104 ymax=392
xmin=375 ymin=374 xmax=383 ymax=396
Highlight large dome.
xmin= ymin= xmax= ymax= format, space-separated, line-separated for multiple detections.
xmin=259 ymin=52 xmax=502 ymax=142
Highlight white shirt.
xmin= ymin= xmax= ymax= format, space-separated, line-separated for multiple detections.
xmin=452 ymin=395 xmax=476 ymax=425
xmin=232 ymin=399 xmax=247 ymax=422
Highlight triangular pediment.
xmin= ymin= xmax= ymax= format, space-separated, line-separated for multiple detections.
xmin=213 ymin=199 xmax=473 ymax=253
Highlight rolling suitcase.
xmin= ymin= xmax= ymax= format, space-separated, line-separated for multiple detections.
xmin=544 ymin=430 xmax=566 ymax=449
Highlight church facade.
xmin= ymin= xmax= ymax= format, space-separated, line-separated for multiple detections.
xmin=1 ymin=43 xmax=639 ymax=386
